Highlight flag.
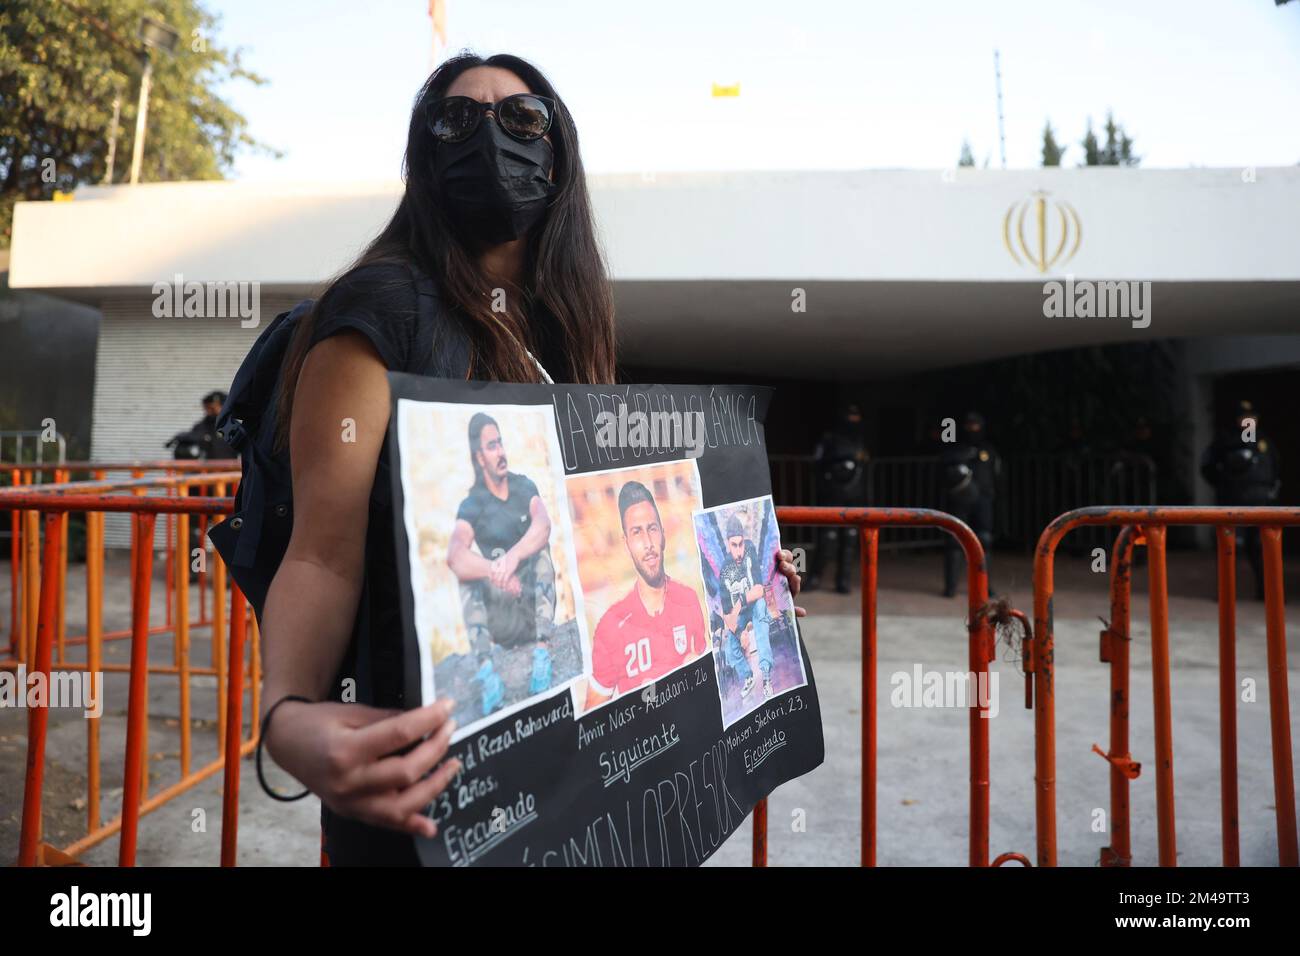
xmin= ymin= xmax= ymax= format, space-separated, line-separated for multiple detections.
xmin=428 ymin=0 xmax=447 ymax=51
xmin=711 ymin=82 xmax=741 ymax=97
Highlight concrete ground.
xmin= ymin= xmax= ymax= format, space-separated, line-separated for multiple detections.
xmin=2 ymin=545 xmax=1297 ymax=867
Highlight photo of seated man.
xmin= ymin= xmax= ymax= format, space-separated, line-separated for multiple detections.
xmin=396 ymin=400 xmax=585 ymax=739
xmin=448 ymin=412 xmax=557 ymax=716
xmin=585 ymin=480 xmax=708 ymax=708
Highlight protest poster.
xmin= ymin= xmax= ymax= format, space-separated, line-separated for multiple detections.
xmin=388 ymin=375 xmax=824 ymax=866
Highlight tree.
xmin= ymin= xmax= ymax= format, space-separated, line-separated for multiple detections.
xmin=957 ymin=139 xmax=975 ymax=167
xmin=1099 ymin=110 xmax=1139 ymax=165
xmin=1079 ymin=111 xmax=1139 ymax=167
xmin=1079 ymin=117 xmax=1101 ymax=166
xmin=1041 ymin=120 xmax=1065 ymax=166
xmin=0 ymin=0 xmax=276 ymax=248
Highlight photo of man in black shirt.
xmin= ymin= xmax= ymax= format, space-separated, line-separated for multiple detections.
xmin=448 ymin=412 xmax=557 ymax=714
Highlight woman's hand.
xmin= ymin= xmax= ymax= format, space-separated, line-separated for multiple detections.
xmin=264 ymin=698 xmax=462 ymax=837
xmin=777 ymin=548 xmax=807 ymax=618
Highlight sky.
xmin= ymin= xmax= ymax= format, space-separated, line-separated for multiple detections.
xmin=209 ymin=0 xmax=1300 ymax=182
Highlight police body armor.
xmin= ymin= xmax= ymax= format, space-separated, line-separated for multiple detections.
xmin=1205 ymin=437 xmax=1280 ymax=506
xmin=816 ymin=429 xmax=867 ymax=505
xmin=940 ymin=439 xmax=999 ymax=597
xmin=941 ymin=441 xmax=997 ymax=512
xmin=165 ymin=430 xmax=207 ymax=461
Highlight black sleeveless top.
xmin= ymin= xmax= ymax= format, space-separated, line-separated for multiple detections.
xmin=309 ymin=261 xmax=566 ymax=865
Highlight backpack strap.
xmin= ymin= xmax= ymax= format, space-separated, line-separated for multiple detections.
xmin=210 ymin=302 xmax=311 ymax=607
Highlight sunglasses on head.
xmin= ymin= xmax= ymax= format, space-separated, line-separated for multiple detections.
xmin=427 ymin=93 xmax=556 ymax=144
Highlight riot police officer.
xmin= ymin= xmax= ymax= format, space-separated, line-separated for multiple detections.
xmin=196 ymin=391 xmax=236 ymax=460
xmin=941 ymin=411 xmax=1000 ymax=597
xmin=807 ymin=403 xmax=869 ymax=594
xmin=164 ymin=391 xmax=235 ymax=553
xmin=166 ymin=391 xmax=235 ymax=461
xmin=1200 ymin=400 xmax=1281 ymax=600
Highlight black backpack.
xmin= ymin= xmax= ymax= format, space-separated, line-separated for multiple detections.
xmin=208 ymin=265 xmax=468 ymax=619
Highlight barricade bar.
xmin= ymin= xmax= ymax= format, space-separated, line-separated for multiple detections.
xmin=9 ymin=479 xmax=254 ymax=867
xmin=767 ymin=506 xmax=1017 ymax=867
xmin=1033 ymin=505 xmax=1300 ymax=868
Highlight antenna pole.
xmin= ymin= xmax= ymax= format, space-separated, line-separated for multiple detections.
xmin=994 ymin=49 xmax=1007 ymax=169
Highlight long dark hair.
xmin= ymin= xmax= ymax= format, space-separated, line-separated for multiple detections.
xmin=467 ymin=411 xmax=498 ymax=486
xmin=276 ymin=52 xmax=616 ymax=446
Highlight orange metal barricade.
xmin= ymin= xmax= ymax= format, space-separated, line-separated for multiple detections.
xmin=3 ymin=464 xmax=239 ymax=666
xmin=752 ymin=506 xmax=1027 ymax=867
xmin=16 ymin=488 xmax=1289 ymax=869
xmin=1031 ymin=506 xmax=1300 ymax=868
xmin=3 ymin=483 xmax=255 ymax=866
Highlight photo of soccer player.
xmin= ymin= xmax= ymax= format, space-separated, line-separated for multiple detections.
xmin=395 ymin=400 xmax=587 ymax=741
xmin=565 ymin=460 xmax=710 ymax=712
xmin=694 ymin=495 xmax=808 ymax=728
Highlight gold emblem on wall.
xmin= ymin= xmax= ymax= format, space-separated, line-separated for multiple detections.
xmin=1003 ymin=190 xmax=1081 ymax=272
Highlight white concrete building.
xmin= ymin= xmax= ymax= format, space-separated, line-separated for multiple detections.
xmin=8 ymin=167 xmax=1300 ymax=545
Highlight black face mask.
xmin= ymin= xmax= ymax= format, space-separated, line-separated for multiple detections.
xmin=433 ymin=120 xmax=556 ymax=244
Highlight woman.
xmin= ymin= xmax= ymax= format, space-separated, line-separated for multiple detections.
xmin=258 ymin=52 xmax=803 ymax=865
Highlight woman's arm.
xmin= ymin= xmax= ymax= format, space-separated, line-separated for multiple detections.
xmin=262 ymin=332 xmax=383 ymax=703
xmin=258 ymin=331 xmax=460 ymax=837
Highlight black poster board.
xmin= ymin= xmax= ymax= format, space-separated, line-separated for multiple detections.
xmin=387 ymin=375 xmax=824 ymax=866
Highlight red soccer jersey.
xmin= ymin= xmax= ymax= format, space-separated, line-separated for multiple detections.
xmin=590 ymin=578 xmax=707 ymax=697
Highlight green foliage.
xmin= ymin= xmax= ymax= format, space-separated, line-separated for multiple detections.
xmin=1098 ymin=110 xmax=1139 ymax=166
xmin=1040 ymin=120 xmax=1064 ymax=166
xmin=1080 ymin=117 xmax=1101 ymax=166
xmin=1079 ymin=110 xmax=1138 ymax=166
xmin=957 ymin=139 xmax=975 ymax=167
xmin=0 ymin=0 xmax=277 ymax=247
